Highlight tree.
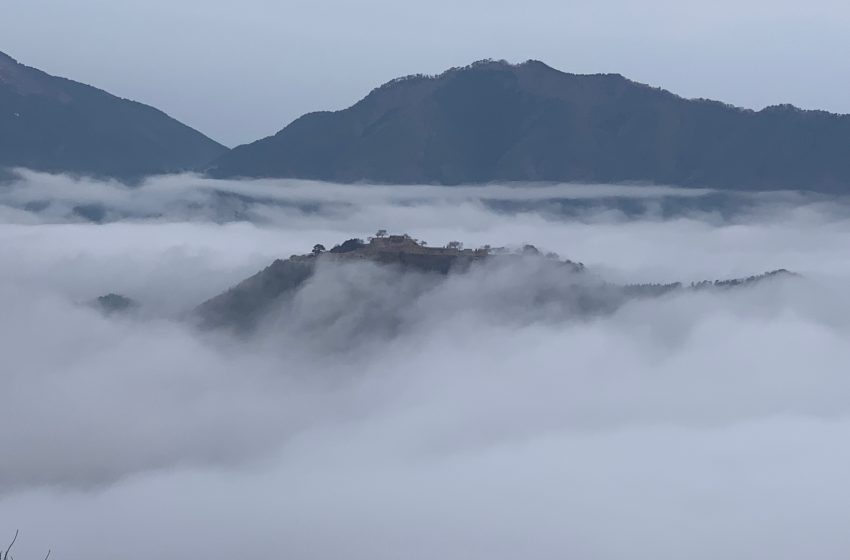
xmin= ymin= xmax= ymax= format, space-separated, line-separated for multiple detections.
xmin=312 ymin=244 xmax=326 ymax=255
xmin=330 ymin=238 xmax=366 ymax=253
xmin=446 ymin=241 xmax=463 ymax=250
xmin=522 ymin=244 xmax=540 ymax=255
xmin=375 ymin=229 xmax=388 ymax=238
xmin=4 ymin=530 xmax=50 ymax=560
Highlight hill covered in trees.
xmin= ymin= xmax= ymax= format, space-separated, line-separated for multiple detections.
xmin=208 ymin=59 xmax=850 ymax=192
xmin=0 ymin=50 xmax=227 ymax=180
xmin=189 ymin=232 xmax=794 ymax=333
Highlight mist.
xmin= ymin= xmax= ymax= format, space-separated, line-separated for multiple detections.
xmin=3 ymin=171 xmax=850 ymax=559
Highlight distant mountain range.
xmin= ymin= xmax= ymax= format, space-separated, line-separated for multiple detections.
xmin=209 ymin=59 xmax=850 ymax=191
xmin=4 ymin=52 xmax=850 ymax=192
xmin=0 ymin=51 xmax=226 ymax=180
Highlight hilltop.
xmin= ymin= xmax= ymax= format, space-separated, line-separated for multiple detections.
xmin=193 ymin=233 xmax=582 ymax=330
xmin=189 ymin=232 xmax=792 ymax=333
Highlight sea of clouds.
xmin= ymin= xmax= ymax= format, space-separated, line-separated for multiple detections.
xmin=3 ymin=170 xmax=850 ymax=559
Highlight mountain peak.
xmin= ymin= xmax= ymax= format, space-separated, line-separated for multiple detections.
xmin=374 ymin=58 xmax=628 ymax=90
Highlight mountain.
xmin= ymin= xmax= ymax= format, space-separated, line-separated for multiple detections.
xmin=0 ymin=50 xmax=227 ymax=180
xmin=192 ymin=234 xmax=586 ymax=331
xmin=208 ymin=59 xmax=850 ymax=192
xmin=193 ymin=234 xmax=497 ymax=331
xmin=190 ymin=233 xmax=791 ymax=333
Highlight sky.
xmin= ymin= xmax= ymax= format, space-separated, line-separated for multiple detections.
xmin=2 ymin=0 xmax=849 ymax=147
xmin=5 ymin=173 xmax=850 ymax=557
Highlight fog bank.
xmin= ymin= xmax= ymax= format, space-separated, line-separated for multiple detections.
xmin=2 ymin=173 xmax=850 ymax=559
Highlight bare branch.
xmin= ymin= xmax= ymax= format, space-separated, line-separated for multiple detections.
xmin=43 ymin=550 xmax=51 ymax=560
xmin=4 ymin=530 xmax=18 ymax=560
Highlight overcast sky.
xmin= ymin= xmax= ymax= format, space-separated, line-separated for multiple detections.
xmin=3 ymin=0 xmax=849 ymax=147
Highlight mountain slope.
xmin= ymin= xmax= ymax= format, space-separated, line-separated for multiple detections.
xmin=0 ymin=51 xmax=227 ymax=179
xmin=208 ymin=59 xmax=850 ymax=192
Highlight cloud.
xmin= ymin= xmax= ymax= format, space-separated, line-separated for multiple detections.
xmin=2 ymin=172 xmax=850 ymax=558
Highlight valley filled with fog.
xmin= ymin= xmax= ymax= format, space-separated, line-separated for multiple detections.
xmin=3 ymin=171 xmax=850 ymax=559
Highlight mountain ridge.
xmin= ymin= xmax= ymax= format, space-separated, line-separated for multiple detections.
xmin=345 ymin=59 xmax=850 ymax=126
xmin=208 ymin=59 xmax=850 ymax=192
xmin=0 ymin=50 xmax=228 ymax=180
